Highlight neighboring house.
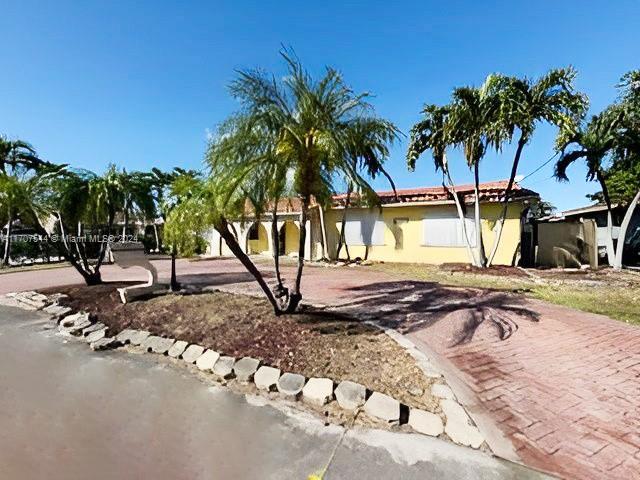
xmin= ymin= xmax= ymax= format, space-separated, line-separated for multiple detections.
xmin=205 ymin=179 xmax=539 ymax=266
xmin=536 ymin=203 xmax=640 ymax=267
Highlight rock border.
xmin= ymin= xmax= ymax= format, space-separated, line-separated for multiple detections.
xmin=1 ymin=290 xmax=486 ymax=450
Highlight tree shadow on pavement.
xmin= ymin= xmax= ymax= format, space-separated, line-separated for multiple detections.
xmin=334 ymin=280 xmax=540 ymax=347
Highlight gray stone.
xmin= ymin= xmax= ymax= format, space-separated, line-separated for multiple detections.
xmin=233 ymin=357 xmax=260 ymax=383
xmin=59 ymin=312 xmax=86 ymax=328
xmin=90 ymin=336 xmax=120 ymax=351
xmin=142 ymin=336 xmax=175 ymax=354
xmin=196 ymin=349 xmax=220 ymax=371
xmin=409 ymin=409 xmax=444 ymax=436
xmin=167 ymin=340 xmax=188 ymax=358
xmin=254 ymin=366 xmax=281 ymax=391
xmin=334 ymin=381 xmax=366 ymax=410
xmin=364 ymin=392 xmax=400 ymax=423
xmin=441 ymin=399 xmax=484 ymax=448
xmin=85 ymin=328 xmax=107 ymax=343
xmin=0 ymin=295 xmax=20 ymax=308
xmin=152 ymin=337 xmax=175 ymax=354
xmin=128 ymin=330 xmax=151 ymax=346
xmin=431 ymin=384 xmax=455 ymax=400
xmin=15 ymin=291 xmax=48 ymax=310
xmin=82 ymin=322 xmax=106 ymax=336
xmin=182 ymin=345 xmax=205 ymax=364
xmin=277 ymin=373 xmax=306 ymax=398
xmin=59 ymin=313 xmax=92 ymax=335
xmin=212 ymin=356 xmax=235 ymax=379
xmin=115 ymin=329 xmax=137 ymax=344
xmin=302 ymin=377 xmax=334 ymax=406
xmin=43 ymin=304 xmax=72 ymax=321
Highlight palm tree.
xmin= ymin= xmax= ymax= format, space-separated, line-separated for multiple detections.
xmin=206 ymin=50 xmax=399 ymax=314
xmin=0 ymin=162 xmax=63 ymax=268
xmin=0 ymin=174 xmax=29 ymax=267
xmin=555 ymin=109 xmax=624 ymax=264
xmin=446 ymin=81 xmax=508 ymax=266
xmin=35 ymin=166 xmax=125 ymax=284
xmin=485 ymin=68 xmax=588 ymax=265
xmin=556 ymin=70 xmax=640 ymax=270
xmin=158 ymin=168 xmax=201 ymax=291
xmin=335 ymin=117 xmax=400 ymax=261
xmin=117 ymin=169 xmax=156 ymax=239
xmin=407 ymin=104 xmax=480 ymax=266
xmin=0 ymin=137 xmax=51 ymax=174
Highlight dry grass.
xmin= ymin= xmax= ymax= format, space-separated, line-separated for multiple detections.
xmin=44 ymin=283 xmax=440 ymax=411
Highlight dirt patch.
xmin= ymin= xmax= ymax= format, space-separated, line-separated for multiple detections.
xmin=440 ymin=263 xmax=529 ymax=277
xmin=42 ymin=283 xmax=438 ymax=411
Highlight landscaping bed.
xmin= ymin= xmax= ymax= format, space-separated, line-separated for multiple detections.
xmin=42 ymin=282 xmax=438 ymax=411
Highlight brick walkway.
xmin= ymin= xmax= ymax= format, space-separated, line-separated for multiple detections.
xmin=2 ymin=258 xmax=640 ymax=479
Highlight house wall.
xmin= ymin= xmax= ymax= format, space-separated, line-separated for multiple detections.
xmin=283 ymin=221 xmax=300 ymax=255
xmin=247 ymin=223 xmax=270 ymax=255
xmin=204 ymin=201 xmax=526 ymax=266
xmin=324 ymin=202 xmax=524 ymax=265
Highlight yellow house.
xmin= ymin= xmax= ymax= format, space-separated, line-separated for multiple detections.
xmin=205 ymin=180 xmax=539 ymax=266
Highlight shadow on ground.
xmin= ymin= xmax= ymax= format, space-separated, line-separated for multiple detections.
xmin=333 ymin=281 xmax=540 ymax=346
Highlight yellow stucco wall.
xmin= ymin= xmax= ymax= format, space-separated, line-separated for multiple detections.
xmin=324 ymin=202 xmax=524 ymax=265
xmin=248 ymin=223 xmax=270 ymax=254
xmin=283 ymin=221 xmax=300 ymax=255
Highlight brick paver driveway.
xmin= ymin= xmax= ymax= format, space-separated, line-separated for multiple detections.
xmin=2 ymin=257 xmax=639 ymax=479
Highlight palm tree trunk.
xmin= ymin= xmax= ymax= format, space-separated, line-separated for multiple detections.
xmin=286 ymin=196 xmax=310 ymax=313
xmin=153 ymin=223 xmax=160 ymax=252
xmin=2 ymin=212 xmax=12 ymax=268
xmin=613 ymin=188 xmax=640 ymax=270
xmin=170 ymin=245 xmax=179 ymax=291
xmin=473 ymin=162 xmax=486 ymax=267
xmin=317 ymin=205 xmax=328 ymax=260
xmin=596 ymin=170 xmax=616 ymax=266
xmin=336 ymin=185 xmax=352 ymax=261
xmin=122 ymin=202 xmax=128 ymax=238
xmin=443 ymin=162 xmax=479 ymax=266
xmin=216 ymin=217 xmax=282 ymax=314
xmin=270 ymin=201 xmax=285 ymax=294
xmin=487 ymin=135 xmax=526 ymax=266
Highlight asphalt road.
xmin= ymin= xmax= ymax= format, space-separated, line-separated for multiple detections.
xmin=0 ymin=305 xmax=549 ymax=480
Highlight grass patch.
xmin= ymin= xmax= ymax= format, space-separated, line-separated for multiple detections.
xmin=369 ymin=263 xmax=640 ymax=326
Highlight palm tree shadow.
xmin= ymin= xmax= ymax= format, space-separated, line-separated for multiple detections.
xmin=335 ymin=280 xmax=540 ymax=347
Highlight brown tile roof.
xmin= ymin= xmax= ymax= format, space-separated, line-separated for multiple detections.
xmin=247 ymin=180 xmax=538 ymax=215
xmin=332 ymin=179 xmax=539 ymax=207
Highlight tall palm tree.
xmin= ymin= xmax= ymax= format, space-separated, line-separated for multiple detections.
xmin=407 ymin=104 xmax=480 ymax=266
xmin=446 ymin=81 xmax=508 ymax=266
xmin=206 ymin=50 xmax=399 ymax=314
xmin=35 ymin=166 xmax=126 ymax=284
xmin=555 ymin=109 xmax=624 ymax=264
xmin=556 ymin=70 xmax=640 ymax=270
xmin=486 ymin=68 xmax=588 ymax=265
xmin=0 ymin=166 xmax=65 ymax=267
xmin=335 ymin=117 xmax=400 ymax=260
xmin=117 ymin=169 xmax=156 ymax=238
xmin=149 ymin=167 xmax=200 ymax=291
xmin=0 ymin=137 xmax=51 ymax=174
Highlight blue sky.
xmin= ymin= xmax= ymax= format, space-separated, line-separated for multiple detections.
xmin=1 ymin=0 xmax=638 ymax=211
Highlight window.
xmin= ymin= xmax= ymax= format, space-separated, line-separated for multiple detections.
xmin=422 ymin=210 xmax=476 ymax=247
xmin=343 ymin=211 xmax=386 ymax=246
